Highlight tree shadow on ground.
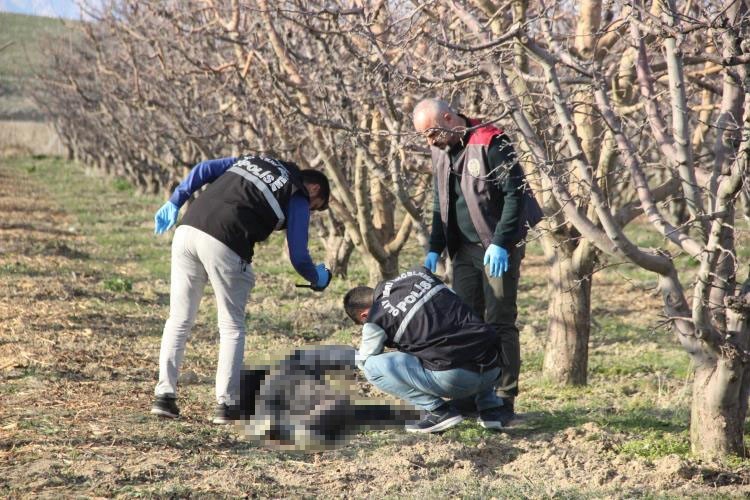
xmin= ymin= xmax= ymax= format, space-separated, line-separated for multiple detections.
xmin=0 ymin=222 xmax=79 ymax=238
xmin=506 ymin=405 xmax=686 ymax=438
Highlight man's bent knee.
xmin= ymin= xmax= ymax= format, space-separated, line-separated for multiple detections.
xmin=362 ymin=357 xmax=381 ymax=383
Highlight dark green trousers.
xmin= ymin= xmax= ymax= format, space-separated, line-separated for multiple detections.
xmin=452 ymin=242 xmax=524 ymax=399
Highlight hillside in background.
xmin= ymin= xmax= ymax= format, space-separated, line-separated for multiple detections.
xmin=0 ymin=12 xmax=76 ymax=120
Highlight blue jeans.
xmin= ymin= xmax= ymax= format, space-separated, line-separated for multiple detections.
xmin=363 ymin=351 xmax=503 ymax=412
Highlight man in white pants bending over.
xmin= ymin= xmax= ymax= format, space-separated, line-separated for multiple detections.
xmin=150 ymin=154 xmax=332 ymax=424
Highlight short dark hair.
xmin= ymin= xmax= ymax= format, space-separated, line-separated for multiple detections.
xmin=300 ymin=169 xmax=331 ymax=210
xmin=343 ymin=286 xmax=375 ymax=324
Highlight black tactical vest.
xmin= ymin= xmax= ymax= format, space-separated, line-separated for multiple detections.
xmin=181 ymin=155 xmax=308 ymax=262
xmin=432 ymin=120 xmax=543 ymax=254
xmin=367 ymin=267 xmax=500 ymax=371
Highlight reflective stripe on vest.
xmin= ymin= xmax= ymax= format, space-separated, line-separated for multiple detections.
xmin=228 ymin=166 xmax=286 ymax=229
xmin=393 ymin=284 xmax=447 ymax=343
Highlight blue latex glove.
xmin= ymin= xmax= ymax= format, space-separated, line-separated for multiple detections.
xmin=424 ymin=251 xmax=439 ymax=272
xmin=314 ymin=263 xmax=332 ymax=291
xmin=483 ymin=244 xmax=509 ymax=278
xmin=154 ymin=201 xmax=179 ymax=235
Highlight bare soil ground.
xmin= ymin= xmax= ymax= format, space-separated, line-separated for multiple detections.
xmin=1 ymin=156 xmax=749 ymax=498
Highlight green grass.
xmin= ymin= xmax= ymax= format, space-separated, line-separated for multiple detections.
xmin=612 ymin=214 xmax=750 ymax=296
xmin=590 ymin=348 xmax=690 ymax=379
xmin=18 ymin=157 xmax=170 ymax=277
xmin=111 ymin=177 xmax=134 ymax=192
xmin=102 ymin=276 xmax=134 ymax=292
xmin=0 ymin=261 xmax=39 ymax=275
xmin=441 ymin=422 xmax=500 ymax=443
xmin=618 ymin=431 xmax=691 ymax=459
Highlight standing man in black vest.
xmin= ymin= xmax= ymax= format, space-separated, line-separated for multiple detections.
xmin=413 ymin=98 xmax=542 ymax=426
xmin=343 ymin=267 xmax=506 ymax=433
xmin=149 ymin=154 xmax=332 ymax=424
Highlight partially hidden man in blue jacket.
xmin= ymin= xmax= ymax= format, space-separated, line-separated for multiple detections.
xmin=150 ymin=155 xmax=332 ymax=424
xmin=343 ymin=266 xmax=508 ymax=433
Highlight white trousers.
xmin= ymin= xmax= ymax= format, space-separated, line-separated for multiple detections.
xmin=155 ymin=225 xmax=255 ymax=405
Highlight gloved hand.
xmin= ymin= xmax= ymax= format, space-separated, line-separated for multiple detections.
xmin=483 ymin=244 xmax=509 ymax=278
xmin=424 ymin=251 xmax=439 ymax=273
xmin=312 ymin=263 xmax=332 ymax=291
xmin=154 ymin=201 xmax=179 ymax=235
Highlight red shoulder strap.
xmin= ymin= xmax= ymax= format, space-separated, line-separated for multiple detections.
xmin=466 ymin=118 xmax=503 ymax=146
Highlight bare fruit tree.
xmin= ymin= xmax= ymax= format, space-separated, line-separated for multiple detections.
xmin=35 ymin=0 xmax=433 ymax=282
xmin=410 ymin=0 xmax=748 ymax=458
xmin=366 ymin=0 xmax=645 ymax=387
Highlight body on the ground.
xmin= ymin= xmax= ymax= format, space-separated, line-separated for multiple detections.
xmin=236 ymin=345 xmax=419 ymax=450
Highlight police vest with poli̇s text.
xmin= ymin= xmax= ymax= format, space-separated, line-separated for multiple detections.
xmin=181 ymin=155 xmax=308 ymax=262
xmin=431 ymin=119 xmax=543 ymax=255
xmin=367 ymin=266 xmax=500 ymax=371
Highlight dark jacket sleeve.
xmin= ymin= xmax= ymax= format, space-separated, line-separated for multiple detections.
xmin=488 ymin=134 xmax=524 ymax=249
xmin=429 ymin=174 xmax=447 ymax=254
xmin=285 ymin=345 xmax=358 ymax=376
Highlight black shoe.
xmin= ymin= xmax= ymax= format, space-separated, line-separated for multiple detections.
xmin=212 ymin=403 xmax=239 ymax=425
xmin=405 ymin=405 xmax=464 ymax=434
xmin=450 ymin=396 xmax=479 ymax=418
xmin=478 ymin=400 xmax=515 ymax=430
xmin=151 ymin=395 xmax=179 ymax=419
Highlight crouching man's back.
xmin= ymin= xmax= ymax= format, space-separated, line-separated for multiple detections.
xmin=344 ymin=266 xmax=511 ymax=433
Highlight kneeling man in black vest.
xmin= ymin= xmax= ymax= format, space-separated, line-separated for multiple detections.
xmin=344 ymin=266 xmax=507 ymax=433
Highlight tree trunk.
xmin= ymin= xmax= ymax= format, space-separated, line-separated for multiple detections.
xmin=367 ymin=254 xmax=399 ymax=285
xmin=690 ymin=357 xmax=749 ymax=458
xmin=691 ymin=293 xmax=750 ymax=458
xmin=543 ymin=251 xmax=593 ymax=385
xmin=669 ymin=197 xmax=688 ymax=226
xmin=319 ymin=211 xmax=355 ymax=278
xmin=325 ymin=233 xmax=354 ymax=278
